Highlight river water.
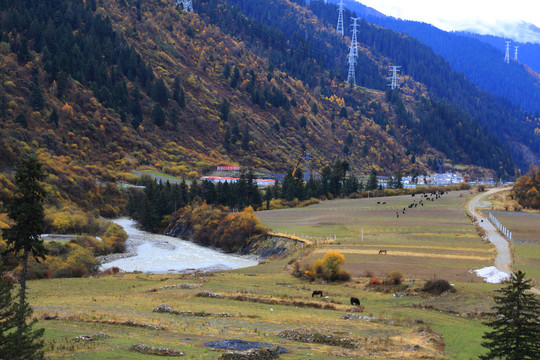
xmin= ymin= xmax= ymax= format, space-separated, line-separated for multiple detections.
xmin=100 ymin=218 xmax=259 ymax=274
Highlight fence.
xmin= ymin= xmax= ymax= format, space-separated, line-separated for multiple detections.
xmin=488 ymin=212 xmax=512 ymax=241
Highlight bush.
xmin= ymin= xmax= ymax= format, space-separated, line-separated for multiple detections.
xmin=386 ymin=270 xmax=404 ymax=285
xmin=364 ymin=270 xmax=374 ymax=278
xmin=421 ymin=279 xmax=455 ymax=295
xmin=296 ymin=251 xmax=349 ymax=282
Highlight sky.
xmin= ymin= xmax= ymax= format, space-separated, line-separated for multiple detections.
xmin=355 ymin=0 xmax=540 ymax=43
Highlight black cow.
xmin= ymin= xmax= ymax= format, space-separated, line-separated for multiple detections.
xmin=312 ymin=290 xmax=323 ymax=297
xmin=350 ymin=297 xmax=360 ymax=306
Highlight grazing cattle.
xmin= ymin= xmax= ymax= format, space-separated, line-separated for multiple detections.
xmin=378 ymin=249 xmax=387 ymax=254
xmin=377 ymin=201 xmax=380 ymax=204
xmin=350 ymin=297 xmax=360 ymax=306
xmin=382 ymin=202 xmax=386 ymax=204
xmin=312 ymin=290 xmax=323 ymax=297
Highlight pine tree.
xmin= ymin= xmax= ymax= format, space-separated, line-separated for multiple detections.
xmin=152 ymin=103 xmax=166 ymax=127
xmin=2 ymin=155 xmax=46 ymax=359
xmin=0 ymin=272 xmax=44 ymax=360
xmin=480 ymin=271 xmax=540 ymax=360
xmin=366 ymin=168 xmax=378 ymax=191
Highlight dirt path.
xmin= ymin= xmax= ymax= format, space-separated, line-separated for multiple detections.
xmin=467 ymin=188 xmax=540 ymax=295
xmin=467 ymin=187 xmax=513 ymax=274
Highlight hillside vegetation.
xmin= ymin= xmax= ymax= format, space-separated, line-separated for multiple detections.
xmin=0 ymin=0 xmax=535 ymax=229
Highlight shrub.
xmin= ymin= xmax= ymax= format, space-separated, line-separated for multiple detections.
xmin=386 ymin=270 xmax=404 ymax=285
xmin=421 ymin=279 xmax=455 ymax=295
xmin=296 ymin=251 xmax=349 ymax=282
xmin=364 ymin=270 xmax=374 ymax=278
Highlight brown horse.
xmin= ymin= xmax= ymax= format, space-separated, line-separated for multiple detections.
xmin=378 ymin=249 xmax=387 ymax=255
xmin=312 ymin=290 xmax=323 ymax=297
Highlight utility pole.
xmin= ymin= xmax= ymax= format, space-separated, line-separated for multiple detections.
xmin=514 ymin=45 xmax=519 ymax=61
xmin=347 ymin=45 xmax=356 ymax=86
xmin=387 ymin=65 xmax=401 ymax=90
xmin=336 ymin=0 xmax=345 ymax=36
xmin=504 ymin=41 xmax=510 ymax=63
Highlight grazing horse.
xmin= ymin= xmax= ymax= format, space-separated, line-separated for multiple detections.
xmin=350 ymin=297 xmax=360 ymax=306
xmin=312 ymin=290 xmax=323 ymax=297
xmin=379 ymin=249 xmax=387 ymax=254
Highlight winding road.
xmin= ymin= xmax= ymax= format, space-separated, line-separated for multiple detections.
xmin=467 ymin=187 xmax=513 ymax=273
xmin=467 ymin=188 xmax=540 ymax=294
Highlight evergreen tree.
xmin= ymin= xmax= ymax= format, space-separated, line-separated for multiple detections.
xmin=219 ymin=98 xmax=230 ymax=122
xmin=2 ymin=155 xmax=46 ymax=358
xmin=241 ymin=124 xmax=250 ymax=150
xmin=152 ymin=103 xmax=166 ymax=127
xmin=30 ymin=74 xmax=45 ymax=111
xmin=366 ymin=168 xmax=378 ymax=191
xmin=0 ymin=271 xmax=44 ymax=360
xmin=48 ymin=108 xmax=58 ymax=126
xmin=14 ymin=114 xmax=28 ymax=128
xmin=480 ymin=270 xmax=540 ymax=360
xmin=172 ymin=76 xmax=185 ymax=108
xmin=152 ymin=78 xmax=169 ymax=106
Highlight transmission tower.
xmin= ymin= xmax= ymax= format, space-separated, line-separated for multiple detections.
xmin=514 ymin=45 xmax=519 ymax=61
xmin=350 ymin=17 xmax=360 ymax=58
xmin=177 ymin=0 xmax=193 ymax=12
xmin=387 ymin=65 xmax=401 ymax=90
xmin=336 ymin=0 xmax=345 ymax=36
xmin=347 ymin=45 xmax=356 ymax=86
xmin=504 ymin=41 xmax=510 ymax=63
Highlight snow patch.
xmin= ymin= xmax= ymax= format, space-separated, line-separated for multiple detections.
xmin=471 ymin=266 xmax=510 ymax=283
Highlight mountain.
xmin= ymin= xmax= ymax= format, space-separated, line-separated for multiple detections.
xmin=0 ymin=0 xmax=538 ymax=217
xmin=456 ymin=31 xmax=540 ymax=76
xmin=335 ymin=1 xmax=540 ymax=115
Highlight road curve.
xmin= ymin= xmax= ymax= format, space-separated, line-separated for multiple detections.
xmin=467 ymin=187 xmax=513 ymax=274
xmin=467 ymin=188 xmax=540 ymax=294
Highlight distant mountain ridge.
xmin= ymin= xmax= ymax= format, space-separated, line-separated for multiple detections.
xmin=336 ymin=0 xmax=540 ymax=114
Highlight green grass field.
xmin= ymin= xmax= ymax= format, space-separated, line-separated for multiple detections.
xmin=24 ymin=190 xmax=539 ymax=359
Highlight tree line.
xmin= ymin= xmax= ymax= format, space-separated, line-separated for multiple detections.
xmin=126 ymin=160 xmax=408 ymax=232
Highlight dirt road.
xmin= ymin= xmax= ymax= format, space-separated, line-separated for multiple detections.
xmin=467 ymin=188 xmax=540 ymax=295
xmin=467 ymin=187 xmax=513 ymax=273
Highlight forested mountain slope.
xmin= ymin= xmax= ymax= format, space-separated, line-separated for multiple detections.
xmin=336 ymin=1 xmax=540 ymax=113
xmin=0 ymin=0 xmax=535 ymax=218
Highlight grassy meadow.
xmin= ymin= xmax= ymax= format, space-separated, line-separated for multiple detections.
xmin=27 ymin=190 xmax=539 ymax=359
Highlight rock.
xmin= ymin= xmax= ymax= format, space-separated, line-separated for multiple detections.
xmin=130 ymin=344 xmax=183 ymax=356
xmin=219 ymin=346 xmax=281 ymax=359
xmin=153 ymin=304 xmax=176 ymax=314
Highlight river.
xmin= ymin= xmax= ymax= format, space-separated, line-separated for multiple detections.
xmin=100 ymin=218 xmax=259 ymax=274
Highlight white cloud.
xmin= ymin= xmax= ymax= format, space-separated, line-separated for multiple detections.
xmin=357 ymin=0 xmax=540 ymax=30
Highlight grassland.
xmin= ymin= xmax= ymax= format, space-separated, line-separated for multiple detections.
xmin=27 ymin=190 xmax=539 ymax=359
xmin=258 ymin=190 xmax=493 ymax=282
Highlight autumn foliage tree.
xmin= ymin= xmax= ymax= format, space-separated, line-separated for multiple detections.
xmin=512 ymin=165 xmax=540 ymax=209
xmin=169 ymin=204 xmax=268 ymax=252
xmin=299 ymin=251 xmax=350 ymax=282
